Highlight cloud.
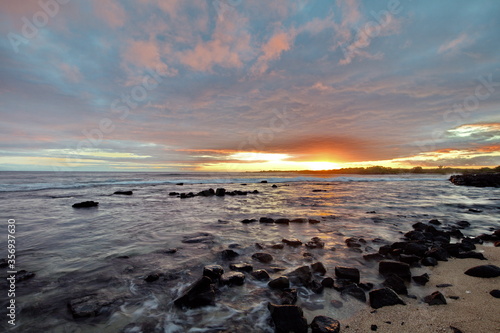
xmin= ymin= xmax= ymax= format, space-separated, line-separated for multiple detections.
xmin=92 ymin=0 xmax=126 ymax=28
xmin=438 ymin=33 xmax=472 ymax=55
xmin=60 ymin=63 xmax=82 ymax=83
xmin=251 ymin=31 xmax=295 ymax=75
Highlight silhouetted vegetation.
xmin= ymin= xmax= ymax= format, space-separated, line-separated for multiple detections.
xmin=262 ymin=166 xmax=500 ymax=175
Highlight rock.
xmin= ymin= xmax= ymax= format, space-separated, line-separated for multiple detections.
xmin=161 ymin=248 xmax=177 ymax=254
xmin=421 ymin=257 xmax=438 ymax=266
xmin=455 ymin=251 xmax=486 ymax=260
xmin=270 ymin=243 xmax=285 ymax=250
xmin=321 ymin=277 xmax=334 ymax=288
xmin=241 ymin=218 xmax=257 ymax=224
xmin=68 ymin=295 xmax=111 ymax=318
xmin=378 ymin=245 xmax=392 ymax=255
xmin=426 ymin=247 xmax=449 ymax=261
xmin=272 ymin=184 xmax=278 ymax=188
xmin=412 ymin=273 xmax=430 ymax=286
xmin=282 ymin=238 xmax=302 ymax=247
xmin=369 ymin=288 xmax=406 ymax=309
xmin=330 ymin=300 xmax=343 ymax=308
xmin=275 ymin=218 xmax=290 ymax=225
xmin=144 ymin=273 xmax=160 ymax=282
xmin=404 ymin=243 xmax=428 ymax=257
xmin=221 ymin=272 xmax=245 ymax=286
xmin=399 ymin=254 xmax=421 ymax=265
xmin=198 ymin=189 xmax=215 ymax=196
xmin=181 ymin=232 xmax=214 ymax=244
xmin=251 ymin=252 xmax=273 ymax=263
xmin=290 ymin=218 xmax=307 ymax=223
xmin=114 ymin=190 xmax=133 ymax=195
xmin=456 ymin=221 xmax=471 ymax=229
xmin=176 ymin=183 xmax=184 ymax=185
xmin=279 ymin=288 xmax=298 ymax=305
xmin=215 ymin=188 xmax=226 ymax=196
xmin=364 ymin=253 xmax=384 ymax=261
xmin=489 ymin=290 xmax=500 ymax=298
xmin=379 ymin=260 xmax=411 ymax=281
xmin=341 ymin=284 xmax=366 ymax=302
xmin=260 ymin=180 xmax=268 ymax=183
xmin=287 ymin=266 xmax=312 ymax=286
xmin=15 ymin=270 xmax=35 ymax=282
xmin=468 ymin=208 xmax=482 ymax=213
xmin=174 ymin=276 xmax=216 ymax=308
xmin=428 ymin=219 xmax=441 ymax=225
xmin=335 ymin=266 xmax=360 ymax=283
xmin=311 ymin=262 xmax=327 ymax=275
xmin=371 ymin=324 xmax=378 ymax=331
xmin=169 ymin=192 xmax=179 ymax=196
xmin=309 ymin=219 xmax=321 ymax=224
xmin=267 ymin=303 xmax=308 ymax=333
xmin=203 ymin=265 xmax=224 ymax=281
xmin=251 ymin=269 xmax=270 ymax=281
xmin=72 ymin=201 xmax=98 ymax=208
xmin=359 ymin=282 xmax=374 ymax=291
xmin=404 ymin=230 xmax=426 ymax=241
xmin=345 ymin=237 xmax=361 ymax=248
xmin=464 ymin=265 xmax=500 ymax=278
xmin=259 ymin=217 xmax=274 ymax=223
xmin=436 ymin=283 xmax=453 ymax=288
xmin=449 ymin=173 xmax=500 ymax=187
xmin=229 ymin=263 xmax=253 ymax=272
xmin=220 ymin=249 xmax=239 ymax=260
xmin=268 ymin=276 xmax=290 ymax=290
xmin=305 ymin=237 xmax=325 ymax=249
xmin=450 ymin=326 xmax=464 ymax=333
xmin=424 ymin=291 xmax=447 ymax=305
xmin=310 ymin=315 xmax=341 ymax=333
xmin=383 ymin=274 xmax=407 ymax=295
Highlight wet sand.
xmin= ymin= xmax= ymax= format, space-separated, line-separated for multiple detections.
xmin=343 ymin=245 xmax=500 ymax=332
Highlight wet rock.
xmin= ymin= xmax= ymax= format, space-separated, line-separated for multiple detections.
xmin=279 ymin=288 xmax=297 ymax=305
xmin=404 ymin=243 xmax=428 ymax=257
xmin=455 ymin=251 xmax=486 ymax=260
xmin=399 ymin=254 xmax=421 ymax=265
xmin=309 ymin=280 xmax=324 ymax=294
xmin=220 ymin=249 xmax=239 ymax=260
xmin=341 ymin=284 xmax=366 ymax=302
xmin=268 ymin=276 xmax=290 ymax=290
xmin=180 ymin=192 xmax=195 ymax=198
xmin=449 ymin=173 xmax=500 ymax=187
xmin=421 ymin=257 xmax=438 ymax=266
xmin=308 ymin=219 xmax=321 ymax=224
xmin=321 ymin=277 xmax=334 ymax=288
xmin=468 ymin=208 xmax=482 ymax=213
xmin=255 ymin=243 xmax=264 ymax=249
xmin=330 ymin=300 xmax=343 ymax=308
xmin=436 ymin=283 xmax=453 ymax=288
xmin=490 ymin=290 xmax=500 ymax=298
xmin=404 ymin=230 xmax=426 ymax=241
xmin=428 ymin=219 xmax=441 ymax=225
xmin=169 ymin=192 xmax=179 ymax=196
xmin=424 ymin=291 xmax=447 ymax=305
xmin=311 ymin=315 xmax=341 ymax=333
xmin=221 ymin=272 xmax=245 ymax=286
xmin=174 ymin=276 xmax=216 ymax=308
xmin=181 ymin=232 xmax=214 ymax=244
xmin=287 ymin=266 xmax=312 ymax=286
xmin=176 ymin=183 xmax=184 ymax=185
xmin=311 ymin=262 xmax=327 ymax=275
xmin=290 ymin=218 xmax=307 ymax=223
xmin=15 ymin=270 xmax=36 ymax=282
xmin=383 ymin=274 xmax=407 ymax=295
xmin=379 ymin=260 xmax=411 ymax=281
xmin=114 ymin=190 xmax=133 ymax=195
xmin=229 ymin=263 xmax=253 ymax=272
xmin=371 ymin=324 xmax=378 ymax=331
xmin=282 ymin=238 xmax=302 ymax=247
xmin=270 ymin=243 xmax=285 ymax=250
xmin=464 ymin=265 xmax=500 ymax=278
xmin=250 ymin=269 xmax=270 ymax=281
xmin=425 ymin=247 xmax=448 ymax=261
xmin=275 ymin=218 xmax=290 ymax=225
xmin=345 ymin=237 xmax=362 ymax=248
xmin=68 ymin=295 xmax=112 ymax=318
xmin=72 ymin=201 xmax=98 ymax=208
xmin=369 ymin=288 xmax=406 ymax=309
xmin=259 ymin=217 xmax=274 ymax=223
xmin=267 ymin=303 xmax=308 ymax=333
xmin=456 ymin=221 xmax=471 ymax=229
xmin=412 ymin=273 xmax=430 ymax=286
xmin=378 ymin=245 xmax=392 ymax=255
xmin=359 ymin=282 xmax=374 ymax=291
xmin=335 ymin=266 xmax=360 ymax=284
xmin=215 ymin=188 xmax=226 ymax=196
xmin=251 ymin=252 xmax=273 ymax=263
xmin=144 ymin=273 xmax=160 ymax=283
xmin=364 ymin=253 xmax=384 ymax=261
xmin=305 ymin=237 xmax=325 ymax=249
xmin=241 ymin=218 xmax=257 ymax=224
xmin=260 ymin=180 xmax=268 ymax=183
xmin=272 ymin=184 xmax=278 ymax=188
xmin=203 ymin=265 xmax=224 ymax=281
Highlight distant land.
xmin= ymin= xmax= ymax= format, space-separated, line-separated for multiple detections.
xmin=260 ymin=166 xmax=500 ymax=175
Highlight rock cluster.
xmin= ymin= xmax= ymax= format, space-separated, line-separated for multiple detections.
xmin=449 ymin=173 xmax=500 ymax=187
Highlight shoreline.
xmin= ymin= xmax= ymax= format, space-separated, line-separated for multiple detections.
xmin=343 ymin=245 xmax=500 ymax=332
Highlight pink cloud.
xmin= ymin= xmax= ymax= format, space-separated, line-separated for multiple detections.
xmin=251 ymin=31 xmax=295 ymax=75
xmin=438 ymin=33 xmax=472 ymax=55
xmin=92 ymin=0 xmax=126 ymax=28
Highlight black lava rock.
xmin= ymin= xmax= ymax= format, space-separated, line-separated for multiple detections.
xmin=335 ymin=266 xmax=360 ymax=284
xmin=72 ymin=201 xmax=99 ymax=208
xmin=220 ymin=249 xmax=239 ymax=260
xmin=369 ymin=288 xmax=406 ymax=309
xmin=321 ymin=277 xmax=334 ymax=288
xmin=250 ymin=269 xmax=270 ymax=281
xmin=424 ymin=291 xmax=447 ymax=305
xmin=311 ymin=315 xmax=341 ymax=333
xmin=221 ymin=272 xmax=245 ymax=286
xmin=489 ymin=290 xmax=500 ymax=298
xmin=421 ymin=257 xmax=438 ymax=266
xmin=383 ymin=274 xmax=408 ymax=295
xmin=379 ymin=260 xmax=411 ymax=281
xmin=341 ymin=284 xmax=366 ymax=302
xmin=174 ymin=276 xmax=216 ymax=308
xmin=412 ymin=273 xmax=430 ymax=286
xmin=114 ymin=190 xmax=133 ymax=195
xmin=464 ymin=265 xmax=500 ymax=278
xmin=229 ymin=263 xmax=253 ymax=272
xmin=203 ymin=265 xmax=224 ymax=281
xmin=287 ymin=266 xmax=312 ymax=286
xmin=311 ymin=262 xmax=327 ymax=275
xmin=251 ymin=252 xmax=273 ymax=263
xmin=267 ymin=303 xmax=308 ymax=333
xmin=68 ymin=295 xmax=111 ymax=318
xmin=268 ymin=276 xmax=290 ymax=290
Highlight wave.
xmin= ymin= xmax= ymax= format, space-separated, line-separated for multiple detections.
xmin=0 ymin=175 xmax=447 ymax=193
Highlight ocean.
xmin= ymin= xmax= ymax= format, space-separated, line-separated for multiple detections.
xmin=0 ymin=171 xmax=498 ymax=332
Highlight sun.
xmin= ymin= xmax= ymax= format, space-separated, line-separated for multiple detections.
xmin=305 ymin=161 xmax=341 ymax=171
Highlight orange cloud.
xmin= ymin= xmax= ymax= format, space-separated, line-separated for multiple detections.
xmin=252 ymin=31 xmax=294 ymax=75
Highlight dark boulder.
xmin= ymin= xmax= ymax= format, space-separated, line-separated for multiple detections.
xmin=330 ymin=300 xmax=343 ymax=308
xmin=220 ymin=249 xmax=239 ymax=260
xmin=252 ymin=252 xmax=273 ymax=263
xmin=251 ymin=269 xmax=270 ymax=281
xmin=383 ymin=274 xmax=407 ymax=295
xmin=379 ymin=260 xmax=411 ymax=281
xmin=449 ymin=173 xmax=500 ymax=187
xmin=114 ymin=190 xmax=133 ymax=195
xmin=364 ymin=253 xmax=384 ymax=261
xmin=428 ymin=219 xmax=441 ymax=225
xmin=311 ymin=262 xmax=327 ymax=275
xmin=335 ymin=266 xmax=360 ymax=284
xmin=490 ymin=290 xmax=500 ymax=298
xmin=421 ymin=257 xmax=438 ymax=266
xmin=404 ymin=230 xmax=426 ymax=241
xmin=68 ymin=295 xmax=112 ymax=318
xmin=287 ymin=266 xmax=312 ymax=286
xmin=309 ymin=280 xmax=325 ymax=294
xmin=412 ymin=273 xmax=430 ymax=286
xmin=272 ymin=184 xmax=278 ymax=188
xmin=341 ymin=284 xmax=366 ymax=302
xmin=174 ymin=276 xmax=216 ymax=308
xmin=203 ymin=265 xmax=224 ymax=281
xmin=321 ymin=277 xmax=335 ymax=288
xmin=279 ymin=288 xmax=298 ymax=305
xmin=72 ymin=201 xmax=98 ymax=208
xmin=425 ymin=247 xmax=449 ymax=261
xmin=260 ymin=180 xmax=268 ymax=183
xmin=455 ymin=251 xmax=486 ymax=260
xmin=282 ymin=238 xmax=302 ymax=247
xmin=345 ymin=237 xmax=361 ymax=248
xmin=308 ymin=219 xmax=321 ymax=224
xmin=464 ymin=265 xmax=500 ymax=278
xmin=305 ymin=237 xmax=325 ymax=249
xmin=310 ymin=315 xmax=341 ymax=333
xmin=229 ymin=263 xmax=253 ymax=272
xmin=241 ymin=218 xmax=257 ymax=224
xmin=404 ymin=243 xmax=428 ymax=257
xmin=268 ymin=276 xmax=290 ymax=290
xmin=456 ymin=221 xmax=471 ymax=229
xmin=221 ymin=272 xmax=245 ymax=286
xmin=168 ymin=192 xmax=179 ymax=196
xmin=144 ymin=273 xmax=160 ymax=283
xmin=275 ymin=218 xmax=291 ymax=225
xmin=259 ymin=217 xmax=274 ymax=223
xmin=369 ymin=288 xmax=406 ymax=309
xmin=424 ymin=291 xmax=447 ymax=305
xmin=215 ymin=188 xmax=226 ymax=196
xmin=399 ymin=254 xmax=421 ymax=265
xmin=267 ymin=303 xmax=308 ymax=333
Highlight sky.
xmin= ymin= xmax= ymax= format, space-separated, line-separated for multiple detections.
xmin=0 ymin=0 xmax=499 ymax=172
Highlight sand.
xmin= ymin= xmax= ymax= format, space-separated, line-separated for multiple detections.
xmin=342 ymin=245 xmax=500 ymax=333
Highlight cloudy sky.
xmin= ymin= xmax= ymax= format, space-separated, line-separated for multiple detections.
xmin=1 ymin=0 xmax=499 ymax=171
